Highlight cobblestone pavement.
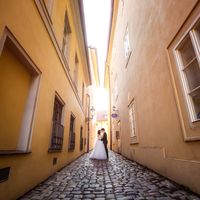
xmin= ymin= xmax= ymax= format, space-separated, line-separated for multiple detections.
xmin=20 ymin=151 xmax=200 ymax=200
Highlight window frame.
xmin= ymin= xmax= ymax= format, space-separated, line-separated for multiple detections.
xmin=68 ymin=112 xmax=76 ymax=151
xmin=62 ymin=10 xmax=72 ymax=62
xmin=73 ymin=52 xmax=79 ymax=90
xmin=174 ymin=22 xmax=200 ymax=123
xmin=0 ymin=27 xmax=41 ymax=154
xmin=124 ymin=25 xmax=132 ymax=68
xmin=128 ymin=99 xmax=139 ymax=144
xmin=49 ymin=93 xmax=65 ymax=151
xmin=43 ymin=0 xmax=54 ymax=19
xmin=129 ymin=100 xmax=136 ymax=137
xmin=167 ymin=6 xmax=200 ymax=142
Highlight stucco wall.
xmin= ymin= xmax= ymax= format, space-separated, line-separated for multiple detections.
xmin=0 ymin=0 xmax=90 ymax=199
xmin=109 ymin=0 xmax=200 ymax=194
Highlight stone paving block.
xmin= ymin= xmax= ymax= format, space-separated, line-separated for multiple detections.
xmin=106 ymin=193 xmax=115 ymax=198
xmin=82 ymin=199 xmax=93 ymax=200
xmin=30 ymin=195 xmax=43 ymax=200
xmin=58 ymin=194 xmax=66 ymax=198
xmin=19 ymin=151 xmax=200 ymax=200
xmin=116 ymin=197 xmax=133 ymax=200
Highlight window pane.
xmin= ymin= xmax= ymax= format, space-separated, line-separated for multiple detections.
xmin=129 ymin=105 xmax=135 ymax=137
xmin=191 ymin=91 xmax=200 ymax=119
xmin=51 ymin=97 xmax=64 ymax=150
xmin=69 ymin=114 xmax=75 ymax=151
xmin=195 ymin=21 xmax=200 ymax=42
xmin=62 ymin=11 xmax=71 ymax=60
xmin=184 ymin=59 xmax=200 ymax=90
xmin=64 ymin=11 xmax=71 ymax=34
xmin=53 ymin=98 xmax=62 ymax=123
xmin=179 ymin=35 xmax=196 ymax=66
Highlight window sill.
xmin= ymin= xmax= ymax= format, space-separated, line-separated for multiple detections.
xmin=130 ymin=136 xmax=139 ymax=144
xmin=192 ymin=118 xmax=200 ymax=123
xmin=48 ymin=149 xmax=63 ymax=153
xmin=130 ymin=142 xmax=139 ymax=145
xmin=0 ymin=150 xmax=31 ymax=156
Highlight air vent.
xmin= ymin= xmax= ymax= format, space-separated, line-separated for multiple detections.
xmin=0 ymin=167 xmax=10 ymax=183
xmin=53 ymin=157 xmax=57 ymax=165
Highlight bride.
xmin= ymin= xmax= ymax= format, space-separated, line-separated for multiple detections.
xmin=90 ymin=130 xmax=107 ymax=160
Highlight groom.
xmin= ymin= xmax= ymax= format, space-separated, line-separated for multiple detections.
xmin=101 ymin=128 xmax=109 ymax=159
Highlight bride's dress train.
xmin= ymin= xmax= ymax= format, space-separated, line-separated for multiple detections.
xmin=90 ymin=139 xmax=107 ymax=160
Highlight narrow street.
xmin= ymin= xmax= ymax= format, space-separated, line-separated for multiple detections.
xmin=20 ymin=151 xmax=199 ymax=200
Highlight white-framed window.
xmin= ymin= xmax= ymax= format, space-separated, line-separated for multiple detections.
xmin=49 ymin=94 xmax=65 ymax=151
xmin=62 ymin=10 xmax=72 ymax=60
xmin=129 ymin=100 xmax=136 ymax=138
xmin=73 ymin=52 xmax=79 ymax=89
xmin=0 ymin=28 xmax=41 ymax=153
xmin=174 ymin=20 xmax=200 ymax=122
xmin=43 ymin=0 xmax=54 ymax=17
xmin=68 ymin=113 xmax=76 ymax=151
xmin=124 ymin=25 xmax=132 ymax=65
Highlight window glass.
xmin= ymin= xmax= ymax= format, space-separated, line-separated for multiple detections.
xmin=129 ymin=102 xmax=136 ymax=137
xmin=195 ymin=21 xmax=200 ymax=42
xmin=184 ymin=59 xmax=200 ymax=90
xmin=176 ymin=26 xmax=200 ymax=121
xmin=74 ymin=53 xmax=79 ymax=88
xmin=62 ymin=11 xmax=71 ymax=59
xmin=44 ymin=0 xmax=54 ymax=16
xmin=179 ymin=35 xmax=196 ymax=66
xmin=68 ymin=114 xmax=75 ymax=151
xmin=191 ymin=92 xmax=200 ymax=119
xmin=50 ymin=97 xmax=64 ymax=150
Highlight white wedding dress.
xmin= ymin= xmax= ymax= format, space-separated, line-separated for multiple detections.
xmin=90 ymin=135 xmax=107 ymax=160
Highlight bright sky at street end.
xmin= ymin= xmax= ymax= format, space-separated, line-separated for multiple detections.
xmin=93 ymin=87 xmax=109 ymax=111
xmin=83 ymin=0 xmax=112 ymax=87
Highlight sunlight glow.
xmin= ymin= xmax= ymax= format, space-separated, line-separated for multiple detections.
xmin=93 ymin=87 xmax=109 ymax=111
xmin=83 ymin=0 xmax=111 ymax=86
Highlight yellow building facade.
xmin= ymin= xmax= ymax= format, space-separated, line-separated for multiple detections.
xmin=107 ymin=0 xmax=200 ymax=194
xmin=0 ymin=0 xmax=92 ymax=199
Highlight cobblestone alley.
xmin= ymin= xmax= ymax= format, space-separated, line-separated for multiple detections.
xmin=20 ymin=151 xmax=200 ymax=200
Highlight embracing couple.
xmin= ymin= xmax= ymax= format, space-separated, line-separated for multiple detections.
xmin=90 ymin=128 xmax=109 ymax=160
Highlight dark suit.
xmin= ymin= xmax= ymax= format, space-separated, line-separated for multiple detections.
xmin=101 ymin=132 xmax=108 ymax=159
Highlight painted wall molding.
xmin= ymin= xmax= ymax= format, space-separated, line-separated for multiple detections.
xmin=0 ymin=26 xmax=41 ymax=152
